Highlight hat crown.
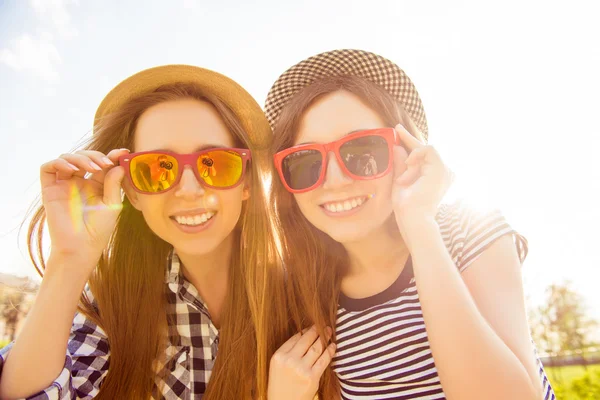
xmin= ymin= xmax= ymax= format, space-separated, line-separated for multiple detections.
xmin=264 ymin=49 xmax=428 ymax=141
xmin=94 ymin=64 xmax=272 ymax=150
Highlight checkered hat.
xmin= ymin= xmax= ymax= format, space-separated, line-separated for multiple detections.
xmin=264 ymin=49 xmax=429 ymax=141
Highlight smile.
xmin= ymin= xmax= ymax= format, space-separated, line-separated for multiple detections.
xmin=172 ymin=212 xmax=215 ymax=226
xmin=320 ymin=195 xmax=370 ymax=214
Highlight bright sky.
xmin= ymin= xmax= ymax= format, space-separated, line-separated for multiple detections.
xmin=1 ymin=0 xmax=599 ymax=322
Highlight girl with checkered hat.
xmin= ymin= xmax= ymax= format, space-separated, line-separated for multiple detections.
xmin=266 ymin=49 xmax=555 ymax=400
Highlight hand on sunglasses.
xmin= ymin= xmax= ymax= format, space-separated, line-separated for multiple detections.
xmin=392 ymin=124 xmax=453 ymax=225
xmin=40 ymin=148 xmax=129 ymax=275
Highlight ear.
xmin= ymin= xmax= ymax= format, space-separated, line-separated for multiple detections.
xmin=242 ymin=170 xmax=252 ymax=201
xmin=122 ymin=178 xmax=142 ymax=211
xmin=242 ymin=186 xmax=251 ymax=201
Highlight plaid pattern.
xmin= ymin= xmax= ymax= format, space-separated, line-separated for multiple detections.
xmin=0 ymin=252 xmax=218 ymax=399
xmin=264 ymin=49 xmax=429 ymax=141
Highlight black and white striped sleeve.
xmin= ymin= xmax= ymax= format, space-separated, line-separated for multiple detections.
xmin=437 ymin=200 xmax=528 ymax=273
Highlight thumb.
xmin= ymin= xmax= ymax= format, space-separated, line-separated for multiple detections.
xmin=393 ymin=146 xmax=409 ymax=180
xmin=103 ymin=166 xmax=125 ymax=209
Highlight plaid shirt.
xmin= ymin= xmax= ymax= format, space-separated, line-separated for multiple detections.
xmin=0 ymin=252 xmax=219 ymax=399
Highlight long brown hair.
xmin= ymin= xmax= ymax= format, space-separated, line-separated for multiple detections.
xmin=27 ymin=83 xmax=288 ymax=399
xmin=270 ymin=75 xmax=422 ymax=398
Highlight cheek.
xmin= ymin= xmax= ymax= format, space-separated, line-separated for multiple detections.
xmin=136 ymin=195 xmax=166 ymax=216
xmin=292 ymin=192 xmax=314 ymax=216
xmin=216 ymin=188 xmax=245 ymax=219
xmin=373 ymin=174 xmax=394 ymax=198
xmin=135 ymin=195 xmax=169 ymax=232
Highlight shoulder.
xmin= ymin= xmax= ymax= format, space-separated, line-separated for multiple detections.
xmin=436 ymin=199 xmax=528 ymax=273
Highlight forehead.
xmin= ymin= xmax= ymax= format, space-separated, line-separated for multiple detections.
xmin=295 ymin=90 xmax=386 ymax=145
xmin=134 ymin=98 xmax=234 ymax=152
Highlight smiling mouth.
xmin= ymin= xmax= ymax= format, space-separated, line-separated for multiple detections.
xmin=170 ymin=211 xmax=216 ymax=227
xmin=319 ymin=195 xmax=370 ymax=213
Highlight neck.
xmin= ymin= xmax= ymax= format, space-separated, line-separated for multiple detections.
xmin=176 ymin=232 xmax=234 ymax=327
xmin=343 ymin=216 xmax=408 ymax=275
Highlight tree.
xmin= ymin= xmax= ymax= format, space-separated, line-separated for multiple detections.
xmin=530 ymin=281 xmax=598 ymax=358
xmin=1 ymin=291 xmax=25 ymax=341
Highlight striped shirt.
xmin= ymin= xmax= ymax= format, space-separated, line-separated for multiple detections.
xmin=331 ymin=201 xmax=556 ymax=400
xmin=0 ymin=252 xmax=218 ymax=399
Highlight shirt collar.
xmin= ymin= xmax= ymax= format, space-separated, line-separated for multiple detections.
xmin=165 ymin=250 xmax=210 ymax=313
xmin=166 ymin=250 xmax=183 ymax=293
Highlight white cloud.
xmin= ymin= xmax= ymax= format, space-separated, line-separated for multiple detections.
xmin=0 ymin=0 xmax=77 ymax=82
xmin=0 ymin=33 xmax=62 ymax=82
xmin=30 ymin=0 xmax=79 ymax=39
xmin=15 ymin=119 xmax=29 ymax=130
xmin=182 ymin=0 xmax=204 ymax=10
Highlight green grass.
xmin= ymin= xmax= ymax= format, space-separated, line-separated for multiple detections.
xmin=546 ymin=364 xmax=600 ymax=385
xmin=545 ymin=364 xmax=600 ymax=399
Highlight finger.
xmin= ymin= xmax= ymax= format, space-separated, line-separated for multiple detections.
xmin=311 ymin=342 xmax=336 ymax=379
xmin=40 ymin=159 xmax=79 ymax=188
xmin=302 ymin=327 xmax=333 ymax=367
xmin=404 ymin=146 xmax=430 ymax=166
xmin=302 ymin=336 xmax=324 ymax=367
xmin=106 ymin=148 xmax=130 ymax=164
xmin=277 ymin=331 xmax=303 ymax=354
xmin=75 ymin=150 xmax=115 ymax=168
xmin=394 ymin=124 xmax=425 ymax=151
xmin=289 ymin=326 xmax=319 ymax=358
xmin=395 ymin=163 xmax=421 ymax=187
xmin=60 ymin=153 xmax=104 ymax=176
xmin=103 ymin=166 xmax=125 ymax=208
xmin=88 ymin=149 xmax=131 ymax=185
xmin=393 ymin=146 xmax=409 ymax=180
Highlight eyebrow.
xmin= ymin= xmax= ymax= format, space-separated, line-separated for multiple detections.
xmin=296 ymin=129 xmax=366 ymax=146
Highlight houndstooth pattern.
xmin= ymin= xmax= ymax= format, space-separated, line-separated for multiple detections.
xmin=0 ymin=252 xmax=217 ymax=400
xmin=264 ymin=49 xmax=429 ymax=141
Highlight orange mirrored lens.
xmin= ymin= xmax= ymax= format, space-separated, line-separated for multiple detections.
xmin=130 ymin=153 xmax=179 ymax=193
xmin=196 ymin=150 xmax=243 ymax=187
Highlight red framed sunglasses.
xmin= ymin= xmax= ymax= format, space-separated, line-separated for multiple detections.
xmin=273 ymin=128 xmax=400 ymax=193
xmin=119 ymin=148 xmax=251 ymax=194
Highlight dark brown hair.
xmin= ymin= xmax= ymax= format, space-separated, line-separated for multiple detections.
xmin=271 ymin=75 xmax=422 ymax=398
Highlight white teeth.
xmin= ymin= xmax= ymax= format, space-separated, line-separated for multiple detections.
xmin=323 ymin=197 xmax=368 ymax=214
xmin=174 ymin=212 xmax=215 ymax=226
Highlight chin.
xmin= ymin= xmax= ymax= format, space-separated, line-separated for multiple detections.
xmin=174 ymin=235 xmax=228 ymax=256
xmin=315 ymin=224 xmax=371 ymax=245
xmin=311 ymin=209 xmax=395 ymax=245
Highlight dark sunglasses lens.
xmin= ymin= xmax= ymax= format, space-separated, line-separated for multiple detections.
xmin=281 ymin=149 xmax=323 ymax=190
xmin=340 ymin=135 xmax=390 ymax=177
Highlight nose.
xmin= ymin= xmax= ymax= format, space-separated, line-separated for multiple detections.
xmin=174 ymin=165 xmax=205 ymax=199
xmin=322 ymin=152 xmax=353 ymax=190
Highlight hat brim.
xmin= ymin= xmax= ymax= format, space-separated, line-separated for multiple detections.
xmin=94 ymin=64 xmax=271 ymax=149
xmin=264 ymin=49 xmax=428 ymax=141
